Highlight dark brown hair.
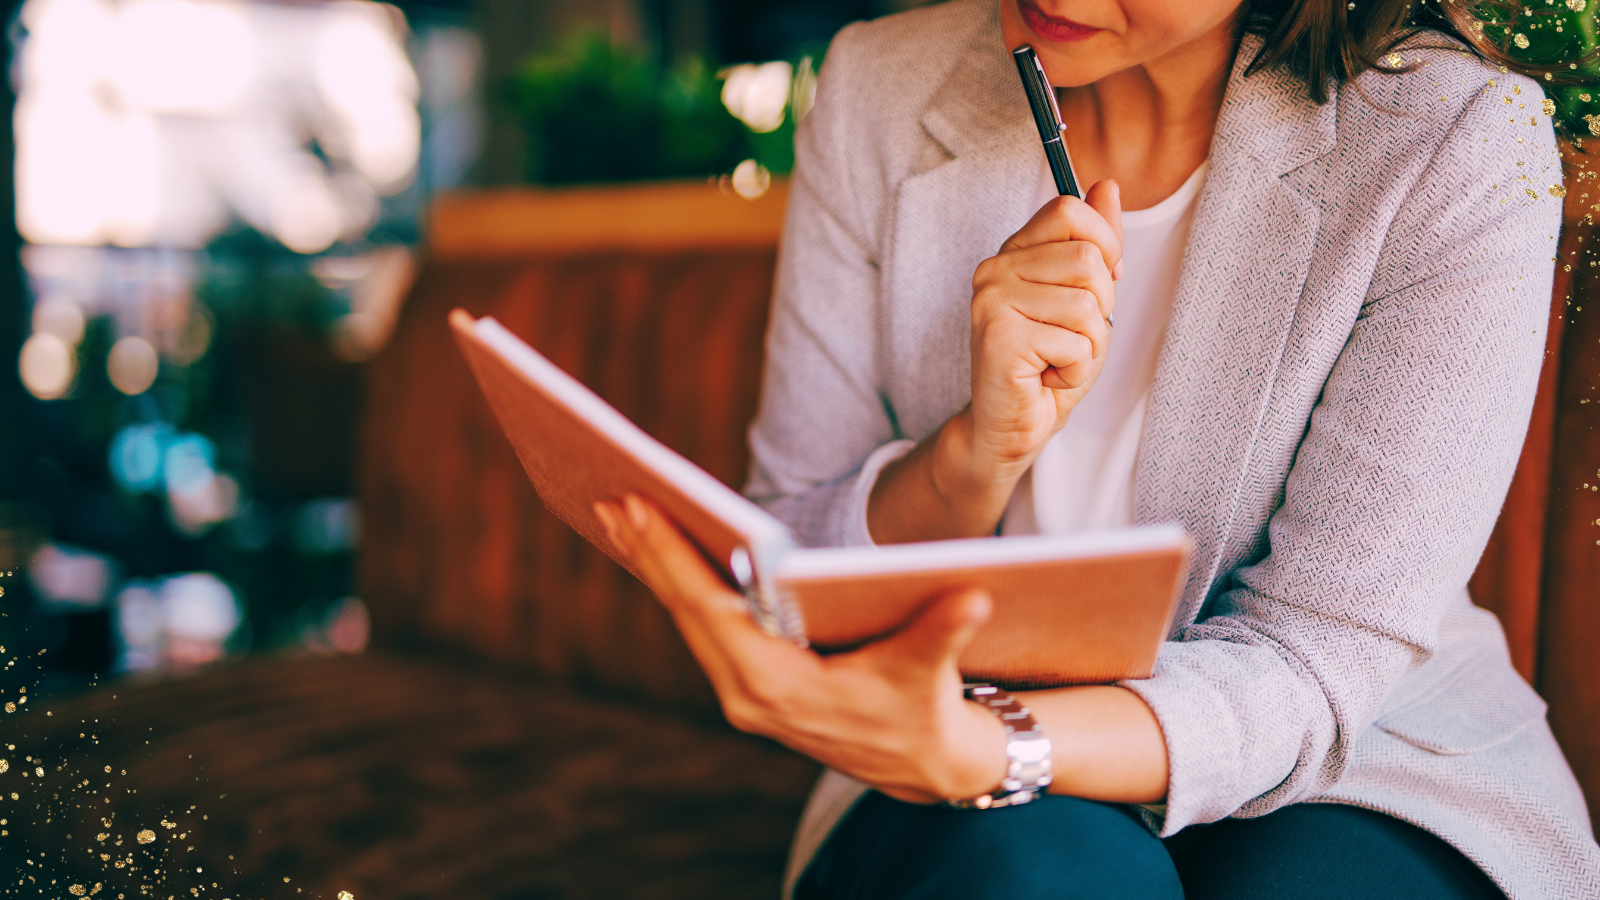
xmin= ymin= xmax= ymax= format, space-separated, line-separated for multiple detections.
xmin=1244 ymin=0 xmax=1596 ymax=110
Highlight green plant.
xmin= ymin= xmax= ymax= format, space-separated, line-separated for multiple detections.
xmin=1468 ymin=0 xmax=1600 ymax=134
xmin=506 ymin=31 xmax=751 ymax=185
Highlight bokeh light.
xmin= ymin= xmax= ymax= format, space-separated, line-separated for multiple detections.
xmin=19 ymin=331 xmax=75 ymax=400
xmin=731 ymin=158 xmax=772 ymax=199
xmin=721 ymin=61 xmax=791 ymax=134
xmin=110 ymin=0 xmax=256 ymax=116
xmin=162 ymin=432 xmax=216 ymax=496
xmin=168 ymin=471 xmax=239 ymax=535
xmin=109 ymin=422 xmax=175 ymax=493
xmin=160 ymin=572 xmax=240 ymax=643
xmin=107 ymin=335 xmax=160 ymax=395
xmin=15 ymin=0 xmax=420 ymax=252
xmin=28 ymin=542 xmax=116 ymax=607
xmin=116 ymin=573 xmax=242 ymax=671
xmin=314 ymin=4 xmax=421 ymax=193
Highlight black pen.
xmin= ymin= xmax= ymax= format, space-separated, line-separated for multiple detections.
xmin=1012 ymin=44 xmax=1080 ymax=199
xmin=1013 ymin=44 xmax=1113 ymax=325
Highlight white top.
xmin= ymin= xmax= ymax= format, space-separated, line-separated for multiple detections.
xmin=1004 ymin=160 xmax=1207 ymax=535
xmin=847 ymin=159 xmax=1208 ymax=545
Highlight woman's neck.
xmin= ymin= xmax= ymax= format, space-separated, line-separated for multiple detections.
xmin=1056 ymin=22 xmax=1237 ymax=211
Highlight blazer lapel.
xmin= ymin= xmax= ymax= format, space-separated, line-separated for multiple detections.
xmin=1134 ymin=35 xmax=1337 ymax=629
xmin=886 ymin=4 xmax=1042 ymax=440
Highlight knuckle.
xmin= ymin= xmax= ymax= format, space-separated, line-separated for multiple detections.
xmin=1068 ymin=288 xmax=1099 ymax=320
xmin=971 ymin=283 xmax=1001 ymax=314
xmin=720 ymin=696 xmax=762 ymax=733
xmin=975 ymin=310 xmax=1012 ymax=346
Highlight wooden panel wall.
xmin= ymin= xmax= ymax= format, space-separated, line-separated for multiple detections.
xmin=1537 ymin=226 xmax=1600 ymax=833
xmin=359 ymin=250 xmax=776 ymax=710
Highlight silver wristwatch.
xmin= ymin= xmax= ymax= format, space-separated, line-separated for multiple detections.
xmin=947 ymin=683 xmax=1053 ymax=809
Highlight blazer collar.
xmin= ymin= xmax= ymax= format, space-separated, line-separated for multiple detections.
xmin=919 ymin=2 xmax=1035 ymax=162
xmin=1132 ymin=37 xmax=1338 ymax=627
xmin=917 ymin=19 xmax=1337 ymax=177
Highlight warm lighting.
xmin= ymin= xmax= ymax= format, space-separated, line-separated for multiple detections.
xmin=731 ymin=159 xmax=772 ymax=199
xmin=314 ymin=5 xmax=421 ymax=193
xmin=15 ymin=0 xmax=164 ymax=246
xmin=19 ymin=331 xmax=75 ymax=399
xmin=325 ymin=246 xmax=416 ymax=361
xmin=325 ymin=598 xmax=370 ymax=653
xmin=721 ymin=61 xmax=791 ymax=134
xmin=15 ymin=0 xmax=421 ymax=251
xmin=268 ymin=173 xmax=345 ymax=255
xmin=109 ymin=0 xmax=255 ymax=116
xmin=107 ymin=335 xmax=160 ymax=395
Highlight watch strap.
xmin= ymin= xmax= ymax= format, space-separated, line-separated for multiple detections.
xmin=947 ymin=683 xmax=1053 ymax=809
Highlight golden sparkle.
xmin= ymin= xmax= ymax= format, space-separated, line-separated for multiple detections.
xmin=136 ymin=829 xmax=156 ymax=844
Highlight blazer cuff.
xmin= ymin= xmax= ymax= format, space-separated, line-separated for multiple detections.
xmin=842 ymin=439 xmax=917 ymax=547
xmin=1118 ymin=645 xmax=1254 ymax=835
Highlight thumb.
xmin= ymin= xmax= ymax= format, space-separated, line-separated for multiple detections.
xmin=1085 ymin=179 xmax=1124 ymax=281
xmin=879 ymin=588 xmax=993 ymax=674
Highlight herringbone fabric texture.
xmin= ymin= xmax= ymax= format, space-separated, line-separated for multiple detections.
xmin=746 ymin=2 xmax=1600 ymax=897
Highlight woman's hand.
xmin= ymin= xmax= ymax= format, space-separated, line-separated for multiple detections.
xmin=967 ymin=180 xmax=1123 ymax=474
xmin=594 ymin=494 xmax=1011 ymax=804
xmin=868 ymin=180 xmax=1124 ymax=544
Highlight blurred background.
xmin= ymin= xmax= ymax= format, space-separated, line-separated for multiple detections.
xmin=0 ymin=0 xmax=933 ymax=694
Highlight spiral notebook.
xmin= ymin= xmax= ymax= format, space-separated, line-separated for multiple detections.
xmin=450 ymin=309 xmax=1192 ymax=687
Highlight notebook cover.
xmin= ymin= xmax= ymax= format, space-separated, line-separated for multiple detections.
xmin=452 ymin=309 xmax=1192 ymax=687
xmin=779 ymin=537 xmax=1191 ymax=688
xmin=449 ymin=310 xmax=792 ymax=587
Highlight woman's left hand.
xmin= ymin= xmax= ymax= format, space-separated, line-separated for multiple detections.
xmin=594 ymin=494 xmax=1009 ymax=804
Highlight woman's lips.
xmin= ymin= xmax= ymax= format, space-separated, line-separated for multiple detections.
xmin=1018 ymin=1 xmax=1102 ymax=43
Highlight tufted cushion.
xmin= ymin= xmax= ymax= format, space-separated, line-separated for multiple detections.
xmin=4 ymin=653 xmax=818 ymax=898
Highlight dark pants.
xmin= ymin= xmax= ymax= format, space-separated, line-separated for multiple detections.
xmin=796 ymin=792 xmax=1506 ymax=900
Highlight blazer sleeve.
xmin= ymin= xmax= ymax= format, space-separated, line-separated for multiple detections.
xmin=743 ymin=24 xmax=904 ymax=547
xmin=1121 ymin=81 xmax=1563 ymax=833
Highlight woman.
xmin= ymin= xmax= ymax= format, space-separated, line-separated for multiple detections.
xmin=592 ymin=0 xmax=1600 ymax=897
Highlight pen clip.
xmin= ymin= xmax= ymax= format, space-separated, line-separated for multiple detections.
xmin=1032 ymin=54 xmax=1066 ymax=134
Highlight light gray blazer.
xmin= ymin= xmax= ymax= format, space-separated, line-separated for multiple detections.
xmin=743 ymin=1 xmax=1600 ymax=897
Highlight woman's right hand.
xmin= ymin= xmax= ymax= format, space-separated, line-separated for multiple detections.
xmin=964 ymin=179 xmax=1123 ymax=481
xmin=868 ymin=180 xmax=1122 ymax=544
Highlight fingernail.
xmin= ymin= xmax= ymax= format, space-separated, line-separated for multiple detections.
xmin=1113 ymin=260 xmax=1124 ymax=281
xmin=624 ymin=494 xmax=648 ymax=530
xmin=594 ymin=502 xmax=619 ymax=538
